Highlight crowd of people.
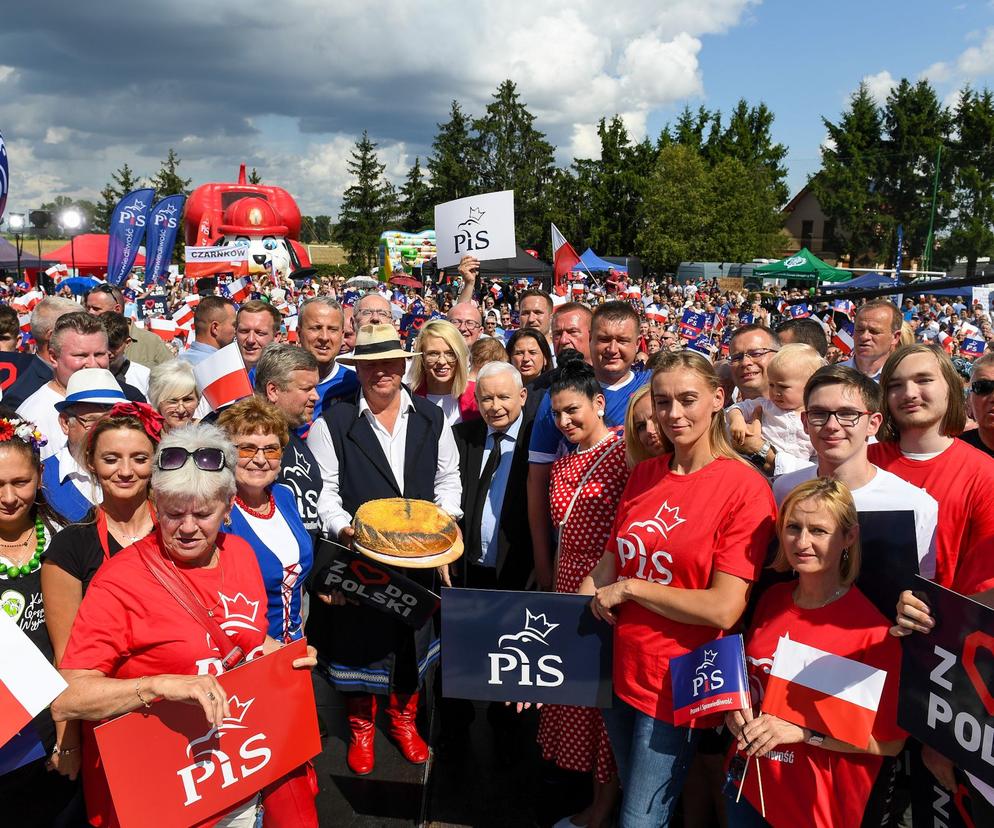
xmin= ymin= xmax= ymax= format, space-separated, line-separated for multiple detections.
xmin=2 ymin=251 xmax=994 ymax=828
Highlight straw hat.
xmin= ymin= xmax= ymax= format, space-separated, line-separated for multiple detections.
xmin=337 ymin=323 xmax=418 ymax=365
xmin=55 ymin=368 xmax=127 ymax=412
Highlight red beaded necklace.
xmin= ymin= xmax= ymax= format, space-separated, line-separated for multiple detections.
xmin=235 ymin=492 xmax=275 ymax=520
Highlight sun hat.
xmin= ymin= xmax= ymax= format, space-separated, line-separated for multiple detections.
xmin=337 ymin=323 xmax=418 ymax=364
xmin=55 ymin=368 xmax=127 ymax=412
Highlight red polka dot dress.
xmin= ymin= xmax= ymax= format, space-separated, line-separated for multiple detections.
xmin=538 ymin=428 xmax=629 ymax=783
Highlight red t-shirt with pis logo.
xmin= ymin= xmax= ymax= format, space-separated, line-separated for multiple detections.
xmin=610 ymin=455 xmax=776 ymax=723
xmin=60 ymin=532 xmax=269 ymax=828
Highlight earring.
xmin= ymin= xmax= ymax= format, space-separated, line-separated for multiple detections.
xmin=841 ymin=548 xmax=850 ymax=566
xmin=597 ymin=410 xmax=605 ymax=418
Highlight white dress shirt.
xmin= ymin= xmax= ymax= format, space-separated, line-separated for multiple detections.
xmin=308 ymin=387 xmax=463 ymax=538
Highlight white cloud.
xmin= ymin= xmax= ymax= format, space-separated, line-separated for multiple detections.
xmin=957 ymin=27 xmax=994 ymax=77
xmin=862 ymin=70 xmax=897 ymax=106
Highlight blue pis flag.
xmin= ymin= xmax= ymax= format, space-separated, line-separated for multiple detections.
xmin=670 ymin=633 xmax=750 ymax=726
xmin=107 ymin=187 xmax=155 ymax=285
xmin=961 ymin=338 xmax=987 ymax=358
xmin=679 ymin=309 xmax=705 ymax=340
xmin=143 ymin=195 xmax=186 ymax=285
xmin=0 ymin=130 xmax=8 ymax=224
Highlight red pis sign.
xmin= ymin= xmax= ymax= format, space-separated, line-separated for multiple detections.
xmin=94 ymin=639 xmax=319 ymax=828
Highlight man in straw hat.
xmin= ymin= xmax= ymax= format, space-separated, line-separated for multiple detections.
xmin=306 ymin=323 xmax=462 ymax=776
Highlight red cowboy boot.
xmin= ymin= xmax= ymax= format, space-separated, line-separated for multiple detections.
xmin=345 ymin=694 xmax=377 ymax=775
xmin=385 ymin=692 xmax=429 ymax=764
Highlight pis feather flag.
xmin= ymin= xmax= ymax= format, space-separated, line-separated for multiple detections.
xmin=143 ymin=195 xmax=186 ymax=285
xmin=762 ymin=636 xmax=886 ymax=749
xmin=0 ymin=130 xmax=8 ymax=224
xmin=107 ymin=188 xmax=155 ymax=285
xmin=193 ymin=342 xmax=253 ymax=412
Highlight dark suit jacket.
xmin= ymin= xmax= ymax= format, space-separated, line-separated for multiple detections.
xmin=452 ymin=413 xmax=534 ymax=590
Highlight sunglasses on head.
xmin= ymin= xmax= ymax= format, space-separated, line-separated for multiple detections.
xmin=156 ymin=446 xmax=226 ymax=472
xmin=972 ymin=380 xmax=994 ymax=396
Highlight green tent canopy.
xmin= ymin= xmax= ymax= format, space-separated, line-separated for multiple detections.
xmin=754 ymin=248 xmax=849 ymax=282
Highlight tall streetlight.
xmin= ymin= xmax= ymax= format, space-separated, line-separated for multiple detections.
xmin=60 ymin=207 xmax=83 ymax=276
xmin=6 ymin=213 xmax=25 ymax=280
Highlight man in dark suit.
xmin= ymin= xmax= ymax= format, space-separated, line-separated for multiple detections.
xmin=452 ymin=361 xmax=533 ymax=590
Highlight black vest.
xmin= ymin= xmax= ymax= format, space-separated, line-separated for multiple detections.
xmin=323 ymin=389 xmax=443 ymax=512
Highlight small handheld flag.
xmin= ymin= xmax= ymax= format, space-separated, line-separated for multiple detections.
xmin=670 ymin=634 xmax=750 ymax=726
xmin=192 ymin=343 xmax=253 ymax=412
xmin=679 ymin=310 xmax=705 ymax=341
xmin=831 ymin=322 xmax=855 ymax=356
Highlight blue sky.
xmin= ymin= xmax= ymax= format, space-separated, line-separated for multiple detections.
xmin=1 ymin=1 xmax=993 ymax=218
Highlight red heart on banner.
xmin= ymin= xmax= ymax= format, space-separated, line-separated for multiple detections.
xmin=962 ymin=629 xmax=994 ymax=717
xmin=350 ymin=559 xmax=390 ymax=587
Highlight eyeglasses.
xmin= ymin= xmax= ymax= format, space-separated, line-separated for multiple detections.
xmin=728 ymin=348 xmax=778 ymax=364
xmin=971 ymin=380 xmax=994 ymax=396
xmin=424 ymin=351 xmax=458 ymax=364
xmin=236 ymin=444 xmax=282 ymax=461
xmin=157 ymin=446 xmax=227 ymax=472
xmin=161 ymin=395 xmax=198 ymax=411
xmin=451 ymin=319 xmax=481 ymax=330
xmin=805 ymin=409 xmax=871 ymax=427
xmin=355 ymin=309 xmax=392 ymax=321
xmin=69 ymin=412 xmax=106 ymax=428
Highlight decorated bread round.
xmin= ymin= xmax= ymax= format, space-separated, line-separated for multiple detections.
xmin=352 ymin=498 xmax=463 ymax=568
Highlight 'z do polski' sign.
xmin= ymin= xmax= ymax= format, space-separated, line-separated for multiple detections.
xmin=434 ymin=190 xmax=516 ymax=269
xmin=898 ymin=576 xmax=994 ymax=787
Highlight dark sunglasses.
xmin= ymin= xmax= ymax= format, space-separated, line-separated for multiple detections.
xmin=972 ymin=380 xmax=994 ymax=396
xmin=157 ymin=446 xmax=226 ymax=472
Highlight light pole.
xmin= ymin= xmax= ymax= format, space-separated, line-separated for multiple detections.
xmin=6 ymin=213 xmax=25 ymax=280
xmin=60 ymin=207 xmax=83 ymax=276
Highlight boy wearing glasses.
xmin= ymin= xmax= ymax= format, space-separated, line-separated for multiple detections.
xmin=773 ymin=364 xmax=938 ymax=576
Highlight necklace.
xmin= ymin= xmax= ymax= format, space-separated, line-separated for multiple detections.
xmin=171 ymin=548 xmax=224 ymax=617
xmin=794 ymin=584 xmax=848 ymax=609
xmin=235 ymin=492 xmax=275 ymax=520
xmin=576 ymin=431 xmax=615 ymax=455
xmin=0 ymin=518 xmax=46 ymax=579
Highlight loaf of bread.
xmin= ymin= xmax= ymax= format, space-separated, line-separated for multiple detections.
xmin=352 ymin=498 xmax=462 ymax=568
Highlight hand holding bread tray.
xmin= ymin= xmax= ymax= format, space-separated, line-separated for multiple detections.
xmin=352 ymin=498 xmax=464 ymax=569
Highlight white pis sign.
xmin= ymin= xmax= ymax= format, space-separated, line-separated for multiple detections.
xmin=434 ymin=190 xmax=516 ymax=269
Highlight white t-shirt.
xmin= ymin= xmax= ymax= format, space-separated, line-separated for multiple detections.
xmin=773 ymin=464 xmax=938 ymax=578
xmin=237 ymin=501 xmax=301 ymax=570
xmin=17 ymin=383 xmax=65 ymax=460
xmin=425 ymin=393 xmax=462 ymax=427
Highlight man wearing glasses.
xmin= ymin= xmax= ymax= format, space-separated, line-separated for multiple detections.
xmin=298 ymin=296 xmax=359 ymax=428
xmin=446 ymin=302 xmax=484 ymax=348
xmin=727 ymin=325 xmax=780 ymax=401
xmin=773 ymin=364 xmax=937 ymax=573
xmin=959 ymin=351 xmax=994 ymax=458
xmin=42 ymin=368 xmax=127 ymax=523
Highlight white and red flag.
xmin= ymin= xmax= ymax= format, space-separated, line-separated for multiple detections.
xmin=222 ymin=276 xmax=252 ymax=304
xmin=551 ymin=223 xmax=581 ymax=293
xmin=762 ymin=636 xmax=887 ymax=749
xmin=831 ymin=322 xmax=855 ymax=356
xmin=0 ymin=611 xmax=67 ymax=749
xmin=193 ymin=342 xmax=253 ymax=412
xmin=147 ymin=317 xmax=179 ymax=342
xmin=171 ymin=303 xmax=194 ymax=330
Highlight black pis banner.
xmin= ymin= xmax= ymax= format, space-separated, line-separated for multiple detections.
xmin=899 ymin=576 xmax=994 ymax=789
xmin=313 ymin=539 xmax=439 ymax=628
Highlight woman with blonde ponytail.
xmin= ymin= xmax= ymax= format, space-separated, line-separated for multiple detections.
xmin=580 ymin=350 xmax=777 ymax=827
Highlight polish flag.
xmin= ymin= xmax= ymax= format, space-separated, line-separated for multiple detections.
xmin=285 ymin=314 xmax=299 ymax=344
xmin=11 ymin=289 xmax=45 ymax=314
xmin=0 ymin=611 xmax=68 ymax=748
xmin=222 ymin=276 xmax=252 ymax=304
xmin=551 ymin=223 xmax=581 ymax=293
xmin=193 ymin=342 xmax=253 ymax=412
xmin=172 ymin=304 xmax=195 ymax=329
xmin=17 ymin=313 xmax=31 ymax=334
xmin=831 ymin=322 xmax=855 ymax=356
xmin=148 ymin=317 xmax=178 ymax=342
xmin=762 ymin=636 xmax=887 ymax=749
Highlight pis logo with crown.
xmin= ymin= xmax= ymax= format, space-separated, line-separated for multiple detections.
xmin=692 ymin=648 xmax=725 ymax=698
xmin=487 ymin=609 xmax=565 ymax=689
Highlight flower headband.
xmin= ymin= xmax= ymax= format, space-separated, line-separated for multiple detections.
xmin=0 ymin=417 xmax=48 ymax=453
xmin=105 ymin=402 xmax=165 ymax=443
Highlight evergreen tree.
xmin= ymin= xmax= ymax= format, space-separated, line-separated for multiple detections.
xmin=812 ymin=83 xmax=888 ymax=263
xmin=336 ymin=131 xmax=397 ymax=271
xmin=879 ymin=79 xmax=954 ymax=265
xmin=312 ymin=215 xmax=333 ymax=243
xmin=715 ymin=100 xmax=789 ymax=205
xmin=248 ymin=168 xmax=263 ymax=184
xmin=472 ymin=80 xmax=556 ymax=247
xmin=95 ymin=163 xmax=142 ymax=233
xmin=943 ymin=86 xmax=994 ymax=275
xmin=150 ymin=149 xmax=192 ymax=198
xmin=398 ymin=157 xmax=433 ymax=232
xmin=427 ymin=101 xmax=475 ymax=204
xmin=300 ymin=216 xmax=316 ymax=244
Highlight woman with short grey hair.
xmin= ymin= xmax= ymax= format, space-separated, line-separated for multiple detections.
xmin=54 ymin=422 xmax=318 ymax=827
xmin=147 ymin=359 xmax=200 ymax=432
